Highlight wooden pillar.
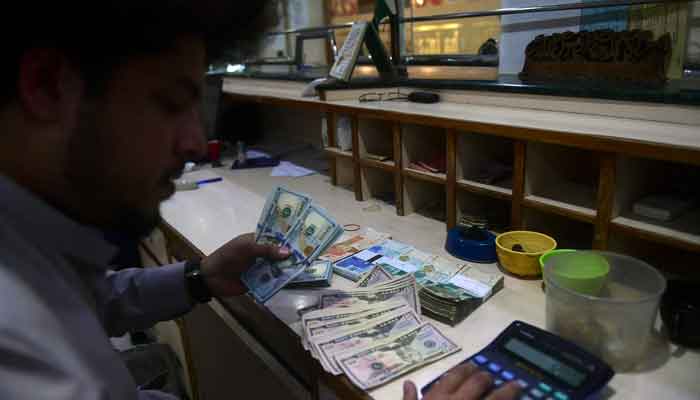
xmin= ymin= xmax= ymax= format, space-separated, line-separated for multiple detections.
xmin=351 ymin=115 xmax=364 ymax=201
xmin=594 ymin=153 xmax=616 ymax=249
xmin=446 ymin=129 xmax=457 ymax=229
xmin=393 ymin=122 xmax=405 ymax=216
xmin=511 ymin=140 xmax=527 ymax=229
xmin=326 ymin=112 xmax=338 ymax=186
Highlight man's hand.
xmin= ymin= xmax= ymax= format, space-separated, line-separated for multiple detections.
xmin=403 ymin=363 xmax=520 ymax=400
xmin=200 ymin=233 xmax=291 ymax=297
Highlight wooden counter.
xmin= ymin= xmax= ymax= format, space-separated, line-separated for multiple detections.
xmin=158 ymin=166 xmax=700 ymax=400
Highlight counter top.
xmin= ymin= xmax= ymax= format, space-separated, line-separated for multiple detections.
xmin=160 ymin=165 xmax=700 ymax=400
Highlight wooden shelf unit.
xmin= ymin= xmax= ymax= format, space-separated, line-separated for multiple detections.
xmin=321 ymin=109 xmax=700 ymax=264
xmin=221 ymin=77 xmax=700 ymax=274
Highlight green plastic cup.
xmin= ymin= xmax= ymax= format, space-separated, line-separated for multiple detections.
xmin=545 ymin=251 xmax=610 ymax=296
xmin=540 ymin=249 xmax=576 ymax=270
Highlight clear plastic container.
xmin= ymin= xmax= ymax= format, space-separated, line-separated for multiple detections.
xmin=544 ymin=251 xmax=666 ymax=371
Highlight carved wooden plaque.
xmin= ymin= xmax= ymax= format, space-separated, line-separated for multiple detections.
xmin=519 ymin=30 xmax=671 ymax=84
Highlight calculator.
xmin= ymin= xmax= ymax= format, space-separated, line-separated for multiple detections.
xmin=421 ymin=321 xmax=614 ymax=400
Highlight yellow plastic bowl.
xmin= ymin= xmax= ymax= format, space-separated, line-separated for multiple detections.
xmin=496 ymin=231 xmax=557 ymax=277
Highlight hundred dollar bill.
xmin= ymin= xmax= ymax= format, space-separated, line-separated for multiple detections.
xmin=244 ymin=204 xmax=343 ymax=302
xmin=318 ymin=229 xmax=390 ymax=263
xmin=319 ymin=277 xmax=420 ymax=315
xmin=283 ymin=204 xmax=344 ymax=265
xmin=241 ymin=257 xmax=306 ymax=303
xmin=311 ymin=309 xmax=422 ymax=374
xmin=335 ymin=323 xmax=460 ymax=390
xmin=287 ymin=260 xmax=333 ymax=288
xmin=257 ymin=187 xmax=311 ymax=246
xmin=356 ymin=265 xmax=394 ymax=288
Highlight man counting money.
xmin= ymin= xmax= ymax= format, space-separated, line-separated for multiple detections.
xmin=0 ymin=1 xmax=518 ymax=399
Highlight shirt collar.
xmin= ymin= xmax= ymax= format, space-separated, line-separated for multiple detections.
xmin=0 ymin=174 xmax=117 ymax=268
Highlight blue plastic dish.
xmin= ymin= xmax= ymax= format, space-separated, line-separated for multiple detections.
xmin=445 ymin=226 xmax=497 ymax=263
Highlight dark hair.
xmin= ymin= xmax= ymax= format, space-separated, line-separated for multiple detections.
xmin=0 ymin=1 xmax=277 ymax=104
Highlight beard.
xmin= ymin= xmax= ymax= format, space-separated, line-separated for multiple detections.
xmin=64 ymin=101 xmax=181 ymax=238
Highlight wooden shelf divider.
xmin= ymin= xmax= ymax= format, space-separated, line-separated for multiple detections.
xmin=446 ymin=128 xmax=457 ymax=229
xmin=402 ymin=168 xmax=448 ymax=185
xmin=511 ymin=140 xmax=526 ymax=230
xmin=359 ymin=158 xmax=396 ymax=172
xmin=523 ymin=195 xmax=597 ymax=224
xmin=351 ymin=115 xmax=363 ymax=202
xmin=594 ymin=152 xmax=616 ymax=249
xmin=326 ymin=112 xmax=338 ymax=186
xmin=457 ymin=179 xmax=512 ymax=201
xmin=393 ymin=121 xmax=405 ymax=216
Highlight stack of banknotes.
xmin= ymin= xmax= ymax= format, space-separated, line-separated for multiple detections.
xmin=301 ymin=274 xmax=460 ymax=390
xmin=336 ymin=239 xmax=504 ymax=326
xmin=241 ymin=186 xmax=344 ymax=302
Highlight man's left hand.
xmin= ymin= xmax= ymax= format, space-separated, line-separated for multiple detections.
xmin=201 ymin=233 xmax=291 ymax=297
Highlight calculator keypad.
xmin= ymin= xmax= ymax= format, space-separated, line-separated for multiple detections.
xmin=467 ymin=354 xmax=569 ymax=400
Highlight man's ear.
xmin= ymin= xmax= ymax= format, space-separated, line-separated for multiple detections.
xmin=18 ymin=48 xmax=83 ymax=121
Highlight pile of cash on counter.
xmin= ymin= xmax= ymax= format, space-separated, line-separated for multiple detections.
xmin=242 ymin=186 xmax=505 ymax=390
xmin=301 ymin=274 xmax=460 ymax=390
xmin=327 ymin=231 xmax=504 ymax=325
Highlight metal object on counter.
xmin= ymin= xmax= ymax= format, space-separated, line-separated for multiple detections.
xmin=235 ymin=140 xmax=247 ymax=167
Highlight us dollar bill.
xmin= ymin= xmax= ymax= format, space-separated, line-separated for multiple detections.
xmin=302 ymin=299 xmax=408 ymax=332
xmin=257 ymin=187 xmax=311 ymax=245
xmin=300 ymin=300 xmax=407 ymax=351
xmin=306 ymin=303 xmax=410 ymax=339
xmin=310 ymin=309 xmax=422 ymax=374
xmin=241 ymin=258 xmax=306 ymax=303
xmin=283 ymin=204 xmax=344 ymax=265
xmin=335 ymin=323 xmax=460 ymax=390
xmin=287 ymin=260 xmax=333 ymax=287
xmin=319 ymin=276 xmax=420 ymax=315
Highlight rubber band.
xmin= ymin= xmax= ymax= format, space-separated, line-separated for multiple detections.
xmin=343 ymin=223 xmax=361 ymax=232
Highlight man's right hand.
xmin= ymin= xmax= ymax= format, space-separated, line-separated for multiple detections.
xmin=403 ymin=363 xmax=520 ymax=400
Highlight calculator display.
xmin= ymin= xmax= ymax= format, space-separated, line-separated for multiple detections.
xmin=503 ymin=338 xmax=587 ymax=387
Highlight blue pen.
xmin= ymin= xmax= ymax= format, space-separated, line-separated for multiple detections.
xmin=196 ymin=177 xmax=223 ymax=186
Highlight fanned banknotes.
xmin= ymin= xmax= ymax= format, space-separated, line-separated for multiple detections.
xmin=287 ymin=260 xmax=334 ymax=288
xmin=318 ymin=275 xmax=421 ymax=315
xmin=243 ymin=187 xmax=343 ymax=303
xmin=335 ymin=323 xmax=460 ymax=390
xmin=310 ymin=308 xmax=422 ymax=374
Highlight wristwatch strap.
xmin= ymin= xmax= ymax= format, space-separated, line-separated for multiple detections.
xmin=184 ymin=258 xmax=212 ymax=303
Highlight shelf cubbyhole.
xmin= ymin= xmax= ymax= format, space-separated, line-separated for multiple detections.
xmin=402 ymin=123 xmax=446 ymax=179
xmin=403 ymin=177 xmax=446 ymax=223
xmin=457 ymin=132 xmax=514 ymax=195
xmin=457 ymin=190 xmax=511 ymax=232
xmin=361 ymin=167 xmax=397 ymax=208
xmin=613 ymin=156 xmax=700 ymax=247
xmin=331 ymin=114 xmax=354 ymax=153
xmin=608 ymin=233 xmax=700 ymax=278
xmin=358 ymin=118 xmax=395 ymax=167
xmin=523 ymin=208 xmax=594 ymax=250
xmin=335 ymin=156 xmax=355 ymax=192
xmin=525 ymin=142 xmax=599 ymax=215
